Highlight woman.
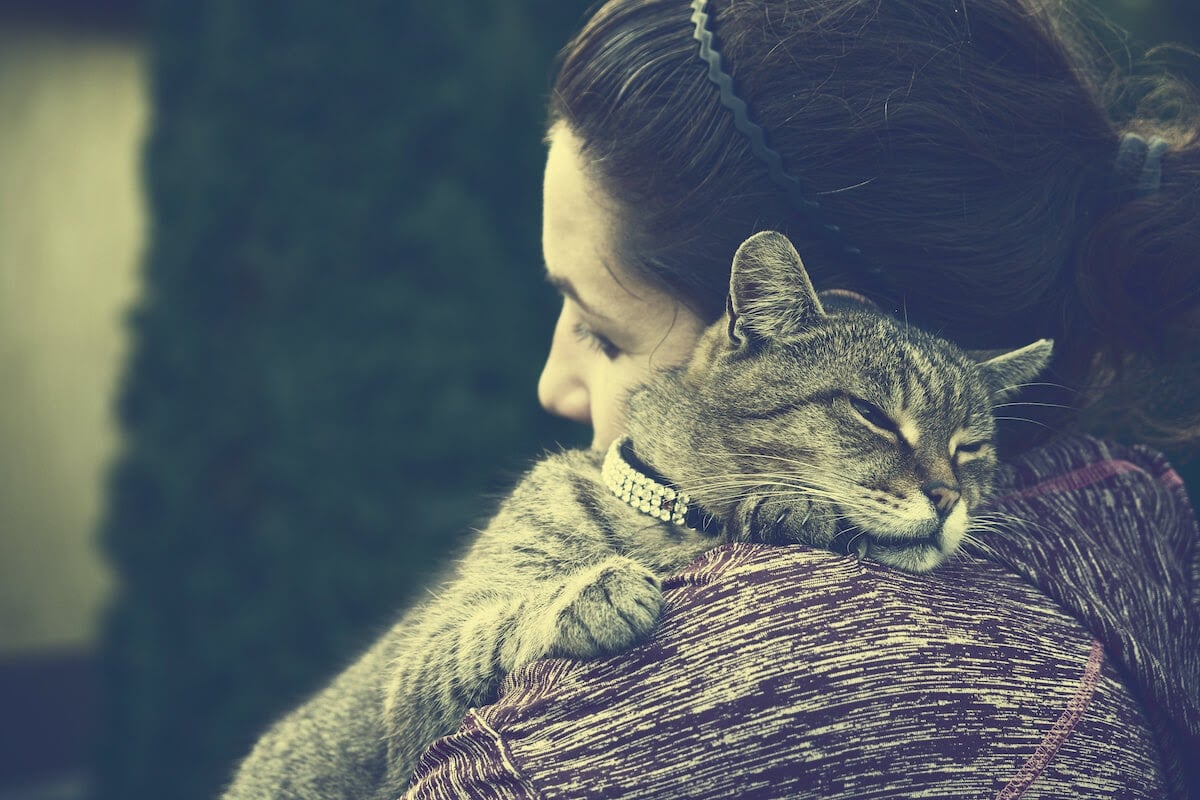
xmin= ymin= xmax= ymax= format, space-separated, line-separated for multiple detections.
xmin=224 ymin=0 xmax=1200 ymax=797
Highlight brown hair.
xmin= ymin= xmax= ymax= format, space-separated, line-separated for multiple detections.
xmin=549 ymin=0 xmax=1200 ymax=455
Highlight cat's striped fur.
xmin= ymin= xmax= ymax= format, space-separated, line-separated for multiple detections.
xmin=223 ymin=231 xmax=1052 ymax=799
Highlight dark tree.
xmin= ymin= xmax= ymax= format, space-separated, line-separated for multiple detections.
xmin=95 ymin=3 xmax=589 ymax=798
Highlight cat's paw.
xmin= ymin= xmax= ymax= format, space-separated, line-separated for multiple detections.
xmin=541 ymin=557 xmax=663 ymax=662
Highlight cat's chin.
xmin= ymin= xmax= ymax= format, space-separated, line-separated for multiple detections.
xmin=837 ymin=503 xmax=969 ymax=573
xmin=861 ymin=539 xmax=948 ymax=573
xmin=734 ymin=498 xmax=965 ymax=574
xmin=826 ymin=524 xmax=946 ymax=573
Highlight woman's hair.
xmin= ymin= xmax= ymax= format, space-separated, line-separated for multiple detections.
xmin=549 ymin=0 xmax=1200 ymax=454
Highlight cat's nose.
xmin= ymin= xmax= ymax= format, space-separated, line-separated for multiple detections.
xmin=922 ymin=481 xmax=961 ymax=518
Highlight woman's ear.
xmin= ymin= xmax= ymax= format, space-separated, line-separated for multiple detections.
xmin=726 ymin=231 xmax=826 ymax=347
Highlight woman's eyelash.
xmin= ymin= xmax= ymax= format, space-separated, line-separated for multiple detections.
xmin=572 ymin=322 xmax=620 ymax=359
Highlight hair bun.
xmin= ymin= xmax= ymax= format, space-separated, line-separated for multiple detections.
xmin=1113 ymin=132 xmax=1170 ymax=200
xmin=1066 ymin=131 xmax=1200 ymax=449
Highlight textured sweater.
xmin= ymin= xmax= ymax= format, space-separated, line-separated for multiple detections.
xmin=403 ymin=436 xmax=1200 ymax=799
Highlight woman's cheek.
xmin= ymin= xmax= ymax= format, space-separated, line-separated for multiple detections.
xmin=586 ymin=360 xmax=634 ymax=450
xmin=586 ymin=367 xmax=616 ymax=450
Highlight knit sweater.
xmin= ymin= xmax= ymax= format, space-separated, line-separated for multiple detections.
xmin=403 ymin=436 xmax=1200 ymax=799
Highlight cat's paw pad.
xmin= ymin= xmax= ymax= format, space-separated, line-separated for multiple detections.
xmin=545 ymin=557 xmax=663 ymax=661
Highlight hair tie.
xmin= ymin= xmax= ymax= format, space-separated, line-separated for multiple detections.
xmin=1115 ymin=132 xmax=1169 ymax=199
xmin=688 ymin=0 xmax=884 ymax=281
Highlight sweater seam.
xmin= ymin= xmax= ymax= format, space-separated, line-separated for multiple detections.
xmin=994 ymin=638 xmax=1105 ymax=799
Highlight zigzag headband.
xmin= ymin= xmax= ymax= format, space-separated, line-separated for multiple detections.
xmin=689 ymin=0 xmax=885 ymax=282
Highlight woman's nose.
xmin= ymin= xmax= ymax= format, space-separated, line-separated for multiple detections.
xmin=537 ymin=311 xmax=591 ymax=424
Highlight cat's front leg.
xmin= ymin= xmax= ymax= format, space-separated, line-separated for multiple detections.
xmin=512 ymin=554 xmax=664 ymax=666
xmin=380 ymin=558 xmax=662 ymax=795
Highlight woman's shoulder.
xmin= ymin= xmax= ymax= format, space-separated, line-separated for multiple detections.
xmin=662 ymin=540 xmax=1073 ymax=635
xmin=401 ymin=435 xmax=1200 ymax=799
xmin=405 ymin=543 xmax=1171 ymax=799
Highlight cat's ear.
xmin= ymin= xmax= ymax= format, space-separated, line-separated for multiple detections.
xmin=974 ymin=339 xmax=1054 ymax=401
xmin=727 ymin=231 xmax=826 ymax=347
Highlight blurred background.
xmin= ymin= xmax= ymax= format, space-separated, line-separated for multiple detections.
xmin=0 ymin=1 xmax=1195 ymax=798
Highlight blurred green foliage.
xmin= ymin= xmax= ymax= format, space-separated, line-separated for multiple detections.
xmin=96 ymin=2 xmax=591 ymax=798
xmin=95 ymin=1 xmax=1199 ymax=798
xmin=1098 ymin=0 xmax=1199 ymax=52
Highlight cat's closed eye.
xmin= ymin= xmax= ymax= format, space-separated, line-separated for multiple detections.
xmin=848 ymin=396 xmax=897 ymax=434
xmin=954 ymin=441 xmax=992 ymax=463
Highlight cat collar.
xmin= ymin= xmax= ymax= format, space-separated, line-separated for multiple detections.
xmin=602 ymin=436 xmax=723 ymax=534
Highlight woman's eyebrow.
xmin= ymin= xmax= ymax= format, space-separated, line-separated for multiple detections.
xmin=544 ymin=271 xmax=612 ymax=321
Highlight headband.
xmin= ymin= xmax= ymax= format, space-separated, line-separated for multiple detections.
xmin=688 ymin=0 xmax=885 ymax=283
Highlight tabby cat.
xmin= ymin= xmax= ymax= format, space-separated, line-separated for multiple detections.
xmin=223 ymin=231 xmax=1052 ymax=799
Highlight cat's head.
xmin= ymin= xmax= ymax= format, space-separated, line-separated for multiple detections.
xmin=625 ymin=231 xmax=1052 ymax=573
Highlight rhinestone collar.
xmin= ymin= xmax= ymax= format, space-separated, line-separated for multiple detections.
xmin=602 ymin=436 xmax=723 ymax=534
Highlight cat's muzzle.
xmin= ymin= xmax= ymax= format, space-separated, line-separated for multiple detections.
xmin=739 ymin=498 xmax=953 ymax=573
xmin=831 ymin=523 xmax=942 ymax=553
xmin=831 ymin=518 xmax=952 ymax=573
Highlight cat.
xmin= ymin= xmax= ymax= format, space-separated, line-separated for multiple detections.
xmin=221 ymin=230 xmax=1053 ymax=800
xmin=374 ymin=230 xmax=1053 ymax=792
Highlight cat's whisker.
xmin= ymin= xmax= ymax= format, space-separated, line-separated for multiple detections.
xmin=749 ymin=471 xmax=851 ymax=494
xmin=960 ymin=527 xmax=1001 ymax=545
xmin=991 ymin=401 xmax=1073 ymax=411
xmin=691 ymin=477 xmax=901 ymax=518
xmin=681 ymin=476 xmax=842 ymax=499
xmin=764 ymin=495 xmax=882 ymax=524
xmin=728 ymin=454 xmax=856 ymax=479
xmin=668 ymin=460 xmax=864 ymax=491
xmin=958 ymin=530 xmax=1000 ymax=561
xmin=973 ymin=509 xmax=1037 ymax=530
xmin=973 ymin=509 xmax=1050 ymax=540
xmin=699 ymin=481 xmax=863 ymax=506
xmin=992 ymin=415 xmax=1056 ymax=430
xmin=743 ymin=459 xmax=865 ymax=486
xmin=690 ymin=488 xmax=883 ymax=525
xmin=954 ymin=539 xmax=995 ymax=564
xmin=679 ymin=472 xmax=814 ymax=488
xmin=693 ymin=490 xmax=758 ymax=506
xmin=690 ymin=450 xmax=820 ymax=467
xmin=995 ymin=380 xmax=1076 ymax=394
xmin=697 ymin=488 xmax=850 ymax=509
xmin=681 ymin=481 xmax=814 ymax=500
xmin=672 ymin=467 xmax=814 ymax=481
xmin=816 ymin=517 xmax=873 ymax=559
xmin=676 ymin=467 xmax=847 ymax=487
xmin=687 ymin=453 xmax=864 ymax=486
xmin=841 ymin=527 xmax=870 ymax=559
xmin=760 ymin=492 xmax=863 ymax=511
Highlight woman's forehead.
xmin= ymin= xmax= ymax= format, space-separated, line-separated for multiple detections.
xmin=543 ymin=129 xmax=610 ymax=257
xmin=542 ymin=130 xmax=624 ymax=302
xmin=542 ymin=126 xmax=703 ymax=337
